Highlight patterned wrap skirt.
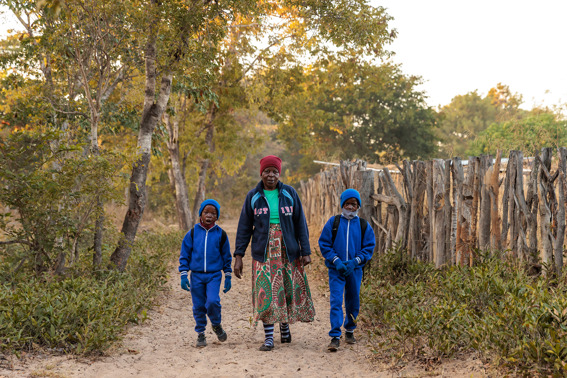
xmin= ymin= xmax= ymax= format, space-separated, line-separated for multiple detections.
xmin=252 ymin=224 xmax=315 ymax=325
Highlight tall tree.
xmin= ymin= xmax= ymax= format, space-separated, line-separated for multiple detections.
xmin=436 ymin=83 xmax=524 ymax=158
xmin=263 ymin=59 xmax=436 ymax=169
xmin=469 ymin=111 xmax=567 ymax=156
xmin=163 ymin=0 xmax=397 ymax=227
xmin=109 ymin=0 xmax=257 ymax=270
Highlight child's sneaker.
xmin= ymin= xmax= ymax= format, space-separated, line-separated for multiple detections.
xmin=212 ymin=324 xmax=227 ymax=342
xmin=345 ymin=331 xmax=356 ymax=344
xmin=327 ymin=337 xmax=340 ymax=352
xmin=196 ymin=333 xmax=207 ymax=348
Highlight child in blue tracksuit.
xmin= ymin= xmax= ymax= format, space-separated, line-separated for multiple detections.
xmin=318 ymin=189 xmax=376 ymax=351
xmin=179 ymin=199 xmax=232 ymax=348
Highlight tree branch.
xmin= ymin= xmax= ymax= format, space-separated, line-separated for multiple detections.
xmin=0 ymin=240 xmax=33 ymax=246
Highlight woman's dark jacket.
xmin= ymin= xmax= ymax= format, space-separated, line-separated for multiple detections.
xmin=234 ymin=180 xmax=311 ymax=263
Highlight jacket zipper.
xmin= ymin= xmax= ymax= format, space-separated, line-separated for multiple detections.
xmin=262 ymin=190 xmax=289 ymax=262
xmin=346 ymin=219 xmax=350 ymax=261
xmin=278 ymin=193 xmax=290 ymax=261
xmin=262 ymin=193 xmax=269 ymax=262
xmin=204 ymin=228 xmax=208 ymax=272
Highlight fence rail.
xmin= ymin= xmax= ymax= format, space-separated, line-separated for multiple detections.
xmin=299 ymin=148 xmax=567 ymax=274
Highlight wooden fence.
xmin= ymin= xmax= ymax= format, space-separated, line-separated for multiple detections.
xmin=299 ymin=148 xmax=567 ymax=274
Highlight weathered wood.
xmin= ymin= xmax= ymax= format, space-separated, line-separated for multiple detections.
xmin=354 ymin=169 xmax=375 ymax=223
xmin=409 ymin=161 xmax=427 ymax=259
xmin=443 ymin=159 xmax=452 ymax=265
xmin=478 ymin=155 xmax=492 ymax=251
xmin=526 ymin=156 xmax=539 ymax=262
xmin=427 ymin=160 xmax=434 ymax=262
xmin=506 ymin=152 xmax=518 ymax=254
xmin=432 ymin=160 xmax=446 ymax=268
xmin=488 ymin=150 xmax=502 ymax=251
xmin=538 ymin=148 xmax=553 ymax=272
xmin=555 ymin=147 xmax=567 ymax=275
xmin=301 ymin=151 xmax=567 ymax=272
xmin=376 ymin=174 xmax=384 ymax=255
xmin=452 ymin=158 xmax=465 ymax=265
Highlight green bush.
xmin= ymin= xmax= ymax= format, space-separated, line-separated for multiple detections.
xmin=361 ymin=249 xmax=567 ymax=376
xmin=0 ymin=127 xmax=125 ymax=273
xmin=0 ymin=230 xmax=182 ymax=354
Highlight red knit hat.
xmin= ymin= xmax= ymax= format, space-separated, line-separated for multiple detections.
xmin=260 ymin=155 xmax=282 ymax=174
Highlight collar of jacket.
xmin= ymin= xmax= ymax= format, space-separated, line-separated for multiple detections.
xmin=197 ymin=223 xmax=219 ymax=231
xmin=256 ymin=180 xmax=283 ymax=194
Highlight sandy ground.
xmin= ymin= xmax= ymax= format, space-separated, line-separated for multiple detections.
xmin=0 ymin=219 xmax=487 ymax=378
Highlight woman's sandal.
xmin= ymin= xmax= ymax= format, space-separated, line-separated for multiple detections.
xmin=280 ymin=334 xmax=292 ymax=343
xmin=259 ymin=343 xmax=274 ymax=351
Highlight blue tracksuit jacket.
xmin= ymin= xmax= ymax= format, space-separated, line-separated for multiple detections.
xmin=234 ymin=180 xmax=310 ymax=263
xmin=318 ymin=215 xmax=375 ymax=270
xmin=179 ymin=224 xmax=232 ymax=276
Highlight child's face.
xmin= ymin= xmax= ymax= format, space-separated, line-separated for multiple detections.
xmin=200 ymin=205 xmax=218 ymax=225
xmin=343 ymin=198 xmax=359 ymax=211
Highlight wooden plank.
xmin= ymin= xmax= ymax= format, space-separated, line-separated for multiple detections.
xmin=433 ymin=160 xmax=446 ymax=268
xmin=489 ymin=150 xmax=502 ymax=251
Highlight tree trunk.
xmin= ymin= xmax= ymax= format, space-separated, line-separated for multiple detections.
xmin=165 ymin=112 xmax=192 ymax=231
xmin=110 ymin=25 xmax=173 ymax=271
xmin=192 ymin=105 xmax=216 ymax=222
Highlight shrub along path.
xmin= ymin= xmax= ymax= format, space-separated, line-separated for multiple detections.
xmin=0 ymin=218 xmax=483 ymax=377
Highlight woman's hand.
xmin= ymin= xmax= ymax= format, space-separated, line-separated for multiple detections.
xmin=301 ymin=255 xmax=311 ymax=266
xmin=234 ymin=255 xmax=243 ymax=279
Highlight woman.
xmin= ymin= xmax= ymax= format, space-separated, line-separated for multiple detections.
xmin=233 ymin=155 xmax=315 ymax=351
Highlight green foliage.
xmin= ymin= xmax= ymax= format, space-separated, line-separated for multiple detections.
xmin=0 ymin=128 xmax=125 ymax=272
xmin=469 ymin=111 xmax=567 ymax=157
xmin=362 ymin=249 xmax=567 ymax=375
xmin=0 ymin=230 xmax=181 ymax=354
xmin=263 ymin=59 xmax=436 ymax=167
xmin=435 ymin=84 xmax=524 ymax=158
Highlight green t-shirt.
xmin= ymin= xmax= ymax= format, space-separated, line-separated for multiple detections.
xmin=264 ymin=189 xmax=280 ymax=224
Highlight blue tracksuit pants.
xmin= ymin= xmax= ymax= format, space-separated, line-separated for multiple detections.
xmin=190 ymin=270 xmax=222 ymax=333
xmin=328 ymin=267 xmax=363 ymax=338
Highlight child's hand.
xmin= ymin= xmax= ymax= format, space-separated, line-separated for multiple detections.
xmin=223 ymin=276 xmax=232 ymax=293
xmin=334 ymin=260 xmax=347 ymax=275
xmin=181 ymin=275 xmax=190 ymax=291
xmin=343 ymin=260 xmax=357 ymax=276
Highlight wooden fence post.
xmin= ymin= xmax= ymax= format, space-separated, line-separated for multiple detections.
xmin=409 ymin=161 xmax=427 ymax=260
xmin=478 ymin=155 xmax=492 ymax=251
xmin=427 ymin=160 xmax=434 ymax=263
xmin=556 ymin=147 xmax=567 ymax=276
xmin=443 ymin=159 xmax=452 ymax=265
xmin=432 ymin=160 xmax=446 ymax=268
xmin=538 ymin=148 xmax=554 ymax=272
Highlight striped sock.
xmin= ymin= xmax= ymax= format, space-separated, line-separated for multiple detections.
xmin=280 ymin=323 xmax=290 ymax=338
xmin=263 ymin=323 xmax=274 ymax=347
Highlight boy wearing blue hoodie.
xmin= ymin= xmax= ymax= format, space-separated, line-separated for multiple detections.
xmin=318 ymin=189 xmax=376 ymax=352
xmin=179 ymin=199 xmax=232 ymax=348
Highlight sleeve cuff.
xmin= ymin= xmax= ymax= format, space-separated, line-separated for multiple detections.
xmin=225 ymin=272 xmax=232 ymax=277
xmin=180 ymin=271 xmax=188 ymax=276
xmin=332 ymin=256 xmax=340 ymax=264
xmin=355 ymin=257 xmax=362 ymax=265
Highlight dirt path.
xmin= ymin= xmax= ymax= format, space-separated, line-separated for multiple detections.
xmin=0 ymin=218 xmax=485 ymax=377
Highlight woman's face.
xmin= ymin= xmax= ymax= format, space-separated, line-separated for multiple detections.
xmin=261 ymin=167 xmax=280 ymax=190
